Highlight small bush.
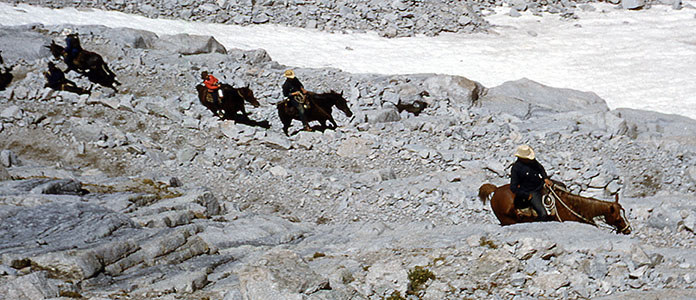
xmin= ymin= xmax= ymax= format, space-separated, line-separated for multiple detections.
xmin=383 ymin=291 xmax=406 ymax=300
xmin=406 ymin=266 xmax=436 ymax=296
xmin=479 ymin=237 xmax=498 ymax=249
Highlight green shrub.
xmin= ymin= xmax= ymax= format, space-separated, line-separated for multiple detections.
xmin=406 ymin=266 xmax=436 ymax=296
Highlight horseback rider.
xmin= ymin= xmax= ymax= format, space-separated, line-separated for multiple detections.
xmin=282 ymin=69 xmax=311 ymax=131
xmin=510 ymin=144 xmax=554 ymax=221
xmin=201 ymin=71 xmax=222 ymax=104
xmin=63 ymin=29 xmax=82 ymax=70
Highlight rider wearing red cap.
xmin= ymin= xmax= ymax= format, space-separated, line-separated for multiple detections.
xmin=201 ymin=71 xmax=221 ymax=104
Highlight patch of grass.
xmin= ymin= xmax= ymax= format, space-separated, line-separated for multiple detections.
xmin=312 ymin=252 xmax=326 ymax=259
xmin=59 ymin=290 xmax=83 ymax=298
xmin=479 ymin=237 xmax=498 ymax=249
xmin=83 ymin=178 xmax=182 ymax=200
xmin=406 ymin=266 xmax=436 ymax=297
xmin=383 ymin=291 xmax=406 ymax=300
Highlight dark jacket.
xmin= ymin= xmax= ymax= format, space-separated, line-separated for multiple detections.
xmin=65 ymin=35 xmax=81 ymax=55
xmin=282 ymin=77 xmax=304 ymax=98
xmin=510 ymin=158 xmax=548 ymax=200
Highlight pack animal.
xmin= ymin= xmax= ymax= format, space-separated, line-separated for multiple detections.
xmin=46 ymin=41 xmax=120 ymax=91
xmin=0 ymin=66 xmax=12 ymax=91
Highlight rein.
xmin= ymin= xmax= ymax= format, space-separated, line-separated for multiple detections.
xmin=548 ymin=184 xmax=629 ymax=233
xmin=547 ymin=186 xmax=597 ymax=226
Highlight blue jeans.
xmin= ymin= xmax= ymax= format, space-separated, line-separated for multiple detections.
xmin=290 ymin=96 xmax=309 ymax=127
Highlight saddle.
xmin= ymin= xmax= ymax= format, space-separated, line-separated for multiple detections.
xmin=293 ymin=93 xmax=310 ymax=109
xmin=514 ymin=189 xmax=559 ymax=220
xmin=204 ymin=89 xmax=223 ymax=105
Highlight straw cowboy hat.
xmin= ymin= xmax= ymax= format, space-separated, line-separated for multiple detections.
xmin=61 ymin=28 xmax=73 ymax=36
xmin=514 ymin=144 xmax=535 ymax=160
xmin=283 ymin=69 xmax=296 ymax=79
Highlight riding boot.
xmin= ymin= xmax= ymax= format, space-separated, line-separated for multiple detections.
xmin=530 ymin=191 xmax=549 ymax=221
xmin=294 ymin=99 xmax=311 ymax=131
xmin=212 ymin=91 xmax=220 ymax=105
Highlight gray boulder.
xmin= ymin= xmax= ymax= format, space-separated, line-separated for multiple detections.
xmin=154 ymin=33 xmax=227 ymax=55
xmin=29 ymin=179 xmax=87 ymax=196
xmin=622 ymin=0 xmax=645 ymax=9
xmin=366 ymin=107 xmax=401 ymax=124
xmin=237 ymin=249 xmax=330 ymax=299
xmin=0 ymin=150 xmax=20 ymax=168
xmin=612 ymin=108 xmax=696 ymax=143
xmin=0 ymin=272 xmax=65 ymax=299
xmin=0 ymin=166 xmax=10 ymax=181
xmin=482 ymin=78 xmax=609 ymax=119
xmin=0 ymin=25 xmax=51 ymax=62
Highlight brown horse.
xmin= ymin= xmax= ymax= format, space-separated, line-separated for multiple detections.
xmin=277 ymin=91 xmax=353 ymax=136
xmin=478 ymin=183 xmax=631 ymax=234
xmin=196 ymin=84 xmax=263 ymax=121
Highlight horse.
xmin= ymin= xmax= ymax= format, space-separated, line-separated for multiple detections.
xmin=277 ymin=91 xmax=353 ymax=136
xmin=196 ymin=83 xmax=265 ymax=121
xmin=478 ymin=183 xmax=632 ymax=234
xmin=84 ymin=66 xmax=120 ymax=91
xmin=46 ymin=41 xmax=120 ymax=91
xmin=0 ymin=66 xmax=12 ymax=91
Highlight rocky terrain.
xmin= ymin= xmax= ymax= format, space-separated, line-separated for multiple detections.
xmin=3 ymin=0 xmax=688 ymax=38
xmin=1 ymin=23 xmax=696 ymax=299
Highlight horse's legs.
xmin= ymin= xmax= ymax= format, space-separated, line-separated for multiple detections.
xmin=327 ymin=115 xmax=338 ymax=129
xmin=282 ymin=121 xmax=291 ymax=136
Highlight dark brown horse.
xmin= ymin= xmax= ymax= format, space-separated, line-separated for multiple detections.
xmin=196 ymin=83 xmax=264 ymax=122
xmin=277 ymin=91 xmax=353 ymax=136
xmin=46 ymin=41 xmax=120 ymax=91
xmin=478 ymin=183 xmax=631 ymax=234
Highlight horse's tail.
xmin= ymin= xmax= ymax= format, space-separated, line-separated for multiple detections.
xmin=478 ymin=183 xmax=497 ymax=205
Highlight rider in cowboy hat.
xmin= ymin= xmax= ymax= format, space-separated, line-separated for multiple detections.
xmin=510 ymin=144 xmax=554 ymax=221
xmin=282 ymin=69 xmax=311 ymax=131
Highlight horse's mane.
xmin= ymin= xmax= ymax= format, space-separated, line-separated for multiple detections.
xmin=552 ymin=186 xmax=616 ymax=217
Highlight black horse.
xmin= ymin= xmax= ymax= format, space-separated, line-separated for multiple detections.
xmin=277 ymin=91 xmax=353 ymax=136
xmin=0 ymin=51 xmax=11 ymax=91
xmin=46 ymin=41 xmax=120 ymax=91
xmin=0 ymin=66 xmax=12 ymax=91
xmin=196 ymin=83 xmax=269 ymax=127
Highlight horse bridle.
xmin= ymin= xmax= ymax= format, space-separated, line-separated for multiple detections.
xmin=617 ymin=207 xmax=632 ymax=234
xmin=548 ymin=184 xmax=632 ymax=234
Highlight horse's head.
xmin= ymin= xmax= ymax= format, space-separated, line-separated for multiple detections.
xmin=46 ymin=41 xmax=64 ymax=60
xmin=330 ymin=90 xmax=353 ymax=118
xmin=239 ymin=86 xmax=260 ymax=107
xmin=606 ymin=194 xmax=631 ymax=235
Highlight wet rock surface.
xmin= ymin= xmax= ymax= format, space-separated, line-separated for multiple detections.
xmin=0 ymin=24 xmax=695 ymax=299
